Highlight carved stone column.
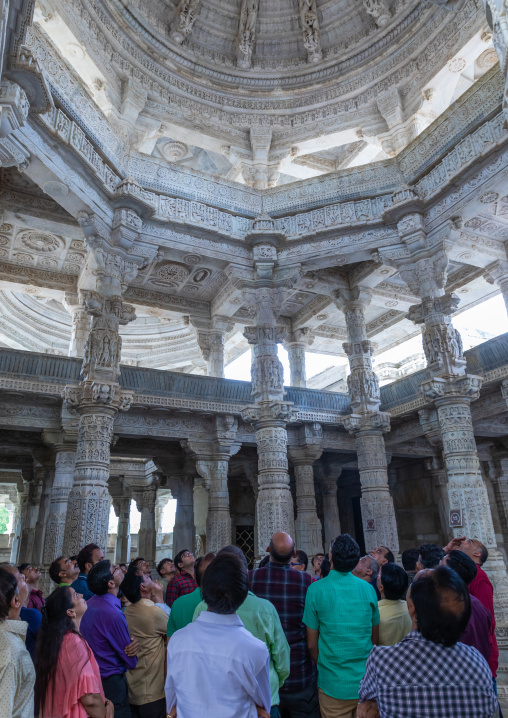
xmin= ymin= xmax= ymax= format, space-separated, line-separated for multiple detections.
xmin=425 ymin=456 xmax=450 ymax=544
xmin=334 ymin=287 xmax=399 ymax=554
xmin=190 ymin=316 xmax=233 ymax=378
xmin=113 ymin=496 xmax=132 ymax=564
xmin=288 ymin=424 xmax=324 ymax=558
xmin=33 ymin=464 xmax=54 ymax=566
xmin=485 ymin=260 xmax=508 ymax=315
xmin=171 ymin=477 xmax=195 ymax=555
xmin=62 ymin=210 xmax=145 ymax=555
xmin=487 ymin=456 xmax=508 ymax=550
xmin=18 ymin=468 xmax=43 ymax=564
xmin=133 ymin=484 xmax=158 ymax=564
xmin=42 ymin=447 xmax=75 ymax=564
xmin=63 ymin=293 xmax=91 ymax=358
xmin=284 ymin=328 xmax=313 ymax=388
xmin=316 ymin=462 xmax=342 ymax=550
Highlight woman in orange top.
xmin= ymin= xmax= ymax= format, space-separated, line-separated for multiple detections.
xmin=35 ymin=586 xmax=114 ymax=718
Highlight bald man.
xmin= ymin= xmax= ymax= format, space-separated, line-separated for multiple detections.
xmin=249 ymin=533 xmax=321 ymax=718
xmin=445 ymin=536 xmax=499 ymax=686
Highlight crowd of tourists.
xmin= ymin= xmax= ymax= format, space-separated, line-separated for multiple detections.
xmin=0 ymin=532 xmax=502 ymax=718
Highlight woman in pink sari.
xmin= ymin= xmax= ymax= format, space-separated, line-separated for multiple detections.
xmin=35 ymin=586 xmax=114 ymax=718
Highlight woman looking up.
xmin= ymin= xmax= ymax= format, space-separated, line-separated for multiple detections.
xmin=35 ymin=586 xmax=114 ymax=718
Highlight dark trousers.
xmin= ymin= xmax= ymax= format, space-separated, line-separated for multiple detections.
xmin=102 ymin=673 xmax=131 ymax=718
xmin=280 ymin=680 xmax=321 ymax=718
xmin=130 ymin=698 xmax=166 ymax=718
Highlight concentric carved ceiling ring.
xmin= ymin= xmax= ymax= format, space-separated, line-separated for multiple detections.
xmin=17 ymin=230 xmax=64 ymax=254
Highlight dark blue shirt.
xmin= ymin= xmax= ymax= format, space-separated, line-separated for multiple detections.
xmin=20 ymin=606 xmax=42 ymax=657
xmin=71 ymin=573 xmax=94 ymax=601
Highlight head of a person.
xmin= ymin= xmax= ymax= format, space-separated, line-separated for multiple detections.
xmin=157 ymin=558 xmax=175 ymax=578
xmin=201 ymin=553 xmax=248 ymax=615
xmin=268 ymin=532 xmax=295 ymax=565
xmin=119 ymin=563 xmax=127 ymax=574
xmin=370 ymin=546 xmax=395 ymax=567
xmin=174 ymin=549 xmax=195 ymax=573
xmin=129 ymin=557 xmax=150 ymax=575
xmin=291 ymin=550 xmax=308 ymax=572
xmin=459 ymin=538 xmax=488 ymax=566
xmin=330 ymin=534 xmax=361 ymax=573
xmin=416 ymin=543 xmax=445 ymax=571
xmin=258 ymin=555 xmax=270 ymax=568
xmin=319 ymin=556 xmax=331 ymax=579
xmin=19 ymin=563 xmax=41 ymax=585
xmin=312 ymin=553 xmax=325 ymax=572
xmin=34 ymin=586 xmax=89 ymax=711
xmin=194 ymin=552 xmax=216 ymax=587
xmin=377 ymin=562 xmax=408 ymax=600
xmin=408 ymin=565 xmax=471 ymax=647
xmin=401 ymin=548 xmax=420 ymax=573
xmin=0 ymin=566 xmax=26 ymax=621
xmin=441 ymin=550 xmax=477 ymax=586
xmin=352 ymin=555 xmax=380 ymax=583
xmin=49 ymin=556 xmax=79 ymax=585
xmin=217 ymin=545 xmax=247 ymax=566
xmin=87 ymin=559 xmax=123 ymax=596
xmin=120 ymin=567 xmax=154 ymax=604
xmin=76 ymin=544 xmax=104 ymax=575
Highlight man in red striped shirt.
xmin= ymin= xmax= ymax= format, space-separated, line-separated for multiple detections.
xmin=165 ymin=549 xmax=197 ymax=608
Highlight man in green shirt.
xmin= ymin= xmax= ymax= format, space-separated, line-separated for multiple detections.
xmin=303 ymin=534 xmax=379 ymax=718
xmin=166 ymin=552 xmax=215 ymax=637
xmin=193 ymin=546 xmax=290 ymax=717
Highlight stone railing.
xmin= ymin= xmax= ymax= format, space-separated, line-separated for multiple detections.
xmin=0 ymin=333 xmax=507 ymax=420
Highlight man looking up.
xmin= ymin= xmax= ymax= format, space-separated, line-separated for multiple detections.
xmin=122 ymin=569 xmax=168 ymax=718
xmin=165 ymin=549 xmax=197 ymax=608
xmin=80 ymin=559 xmax=138 ymax=718
xmin=48 ymin=556 xmax=79 ymax=588
xmin=376 ymin=562 xmax=411 ymax=646
xmin=167 ymin=552 xmax=215 ymax=637
xmin=71 ymin=543 xmax=104 ymax=600
xmin=304 ymin=534 xmax=379 ymax=718
xmin=401 ymin=548 xmax=419 ymax=587
xmin=157 ymin=558 xmax=176 ymax=594
xmin=165 ymin=552 xmax=271 ymax=718
xmin=311 ymin=553 xmax=324 ymax=579
xmin=441 ymin=550 xmax=492 ymax=666
xmin=370 ymin=546 xmax=395 ymax=567
xmin=291 ymin=550 xmax=308 ymax=572
xmin=250 ymin=532 xmax=320 ymax=718
xmin=415 ymin=543 xmax=445 ymax=571
xmin=194 ymin=545 xmax=290 ymax=717
xmin=358 ymin=566 xmax=496 ymax=718
xmin=352 ymin=555 xmax=380 ymax=599
xmin=446 ymin=536 xmax=499 ymax=688
xmin=19 ymin=564 xmax=45 ymax=611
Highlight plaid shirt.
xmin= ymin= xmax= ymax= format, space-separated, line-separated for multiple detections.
xmin=359 ymin=630 xmax=497 ymax=718
xmin=165 ymin=571 xmax=197 ymax=608
xmin=249 ymin=563 xmax=315 ymax=693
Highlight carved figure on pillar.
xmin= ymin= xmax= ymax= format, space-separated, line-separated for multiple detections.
xmin=237 ymin=0 xmax=259 ymax=68
xmin=170 ymin=0 xmax=202 ymax=44
xmin=298 ymin=0 xmax=323 ymax=63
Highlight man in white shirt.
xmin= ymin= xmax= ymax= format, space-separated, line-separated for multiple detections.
xmin=165 ymin=552 xmax=271 ymax=718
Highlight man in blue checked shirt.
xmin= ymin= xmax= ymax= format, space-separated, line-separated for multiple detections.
xmin=357 ymin=565 xmax=497 ymax=718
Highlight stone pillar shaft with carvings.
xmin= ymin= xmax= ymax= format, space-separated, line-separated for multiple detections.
xmin=172 ymin=478 xmax=196 ymax=555
xmin=18 ymin=473 xmax=43 ymax=565
xmin=134 ymin=486 xmax=157 ymax=564
xmin=321 ymin=475 xmax=341 ymax=550
xmin=289 ymin=425 xmax=324 ymax=558
xmin=114 ymin=497 xmax=132 ymax=564
xmin=335 ymin=288 xmax=399 ymax=554
xmin=284 ymin=328 xmax=313 ymax=388
xmin=43 ymin=449 xmax=75 ymax=564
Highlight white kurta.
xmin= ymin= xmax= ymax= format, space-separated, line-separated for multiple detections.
xmin=0 ymin=620 xmax=35 ymax=718
xmin=165 ymin=611 xmax=271 ymax=718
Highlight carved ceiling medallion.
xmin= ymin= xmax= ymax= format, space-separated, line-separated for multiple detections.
xmin=17 ymin=230 xmax=64 ymax=254
xmin=162 ymin=141 xmax=189 ymax=162
xmin=152 ymin=261 xmax=190 ymax=286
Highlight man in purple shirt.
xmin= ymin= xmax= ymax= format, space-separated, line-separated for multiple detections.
xmin=81 ymin=559 xmax=138 ymax=718
xmin=441 ymin=550 xmax=492 ymax=664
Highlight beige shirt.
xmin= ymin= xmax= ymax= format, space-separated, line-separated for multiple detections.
xmin=0 ymin=620 xmax=35 ymax=718
xmin=124 ymin=598 xmax=167 ymax=705
xmin=378 ymin=599 xmax=413 ymax=646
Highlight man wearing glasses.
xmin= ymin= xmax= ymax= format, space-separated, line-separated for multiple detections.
xmin=290 ymin=550 xmax=309 ymax=572
xmin=165 ymin=549 xmax=197 ymax=608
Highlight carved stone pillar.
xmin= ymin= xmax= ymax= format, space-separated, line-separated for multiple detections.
xmin=485 ymin=260 xmax=508 ymax=316
xmin=171 ymin=477 xmax=195 ymax=555
xmin=190 ymin=316 xmax=233 ymax=378
xmin=42 ymin=447 xmax=75 ymax=564
xmin=113 ymin=496 xmax=132 ymax=564
xmin=488 ymin=456 xmax=508 ymax=550
xmin=62 ymin=210 xmax=144 ymax=555
xmin=426 ymin=456 xmax=450 ymax=544
xmin=18 ymin=469 xmax=42 ymax=564
xmin=284 ymin=328 xmax=313 ymax=388
xmin=9 ymin=492 xmax=23 ymax=564
xmin=63 ymin=293 xmax=91 ymax=358
xmin=319 ymin=467 xmax=342 ymax=550
xmin=133 ymin=484 xmax=158 ymax=564
xmin=288 ymin=425 xmax=324 ymax=558
xmin=334 ymin=287 xmax=399 ymax=554
xmin=33 ymin=465 xmax=54 ymax=566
